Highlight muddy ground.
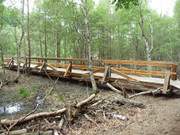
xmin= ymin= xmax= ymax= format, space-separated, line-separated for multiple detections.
xmin=0 ymin=71 xmax=180 ymax=135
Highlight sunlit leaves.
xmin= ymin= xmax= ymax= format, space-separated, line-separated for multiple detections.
xmin=112 ymin=0 xmax=139 ymax=10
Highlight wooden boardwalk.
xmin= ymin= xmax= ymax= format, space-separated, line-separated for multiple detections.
xmin=4 ymin=57 xmax=180 ymax=93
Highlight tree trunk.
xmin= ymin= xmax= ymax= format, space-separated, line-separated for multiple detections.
xmin=39 ymin=32 xmax=43 ymax=57
xmin=14 ymin=26 xmax=20 ymax=76
xmin=56 ymin=31 xmax=60 ymax=59
xmin=15 ymin=0 xmax=25 ymax=77
xmin=27 ymin=0 xmax=31 ymax=71
xmin=81 ymin=0 xmax=98 ymax=93
xmin=138 ymin=3 xmax=153 ymax=62
xmin=0 ymin=45 xmax=5 ymax=75
xmin=44 ymin=12 xmax=47 ymax=60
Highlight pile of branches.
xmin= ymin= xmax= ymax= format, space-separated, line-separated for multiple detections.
xmin=0 ymin=93 xmax=144 ymax=135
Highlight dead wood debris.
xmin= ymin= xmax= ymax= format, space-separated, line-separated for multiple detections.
xmin=0 ymin=92 xmax=145 ymax=134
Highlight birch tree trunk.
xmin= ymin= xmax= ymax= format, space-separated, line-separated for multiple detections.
xmin=27 ymin=0 xmax=31 ymax=71
xmin=44 ymin=11 xmax=47 ymax=60
xmin=138 ymin=2 xmax=153 ymax=62
xmin=15 ymin=0 xmax=25 ymax=77
xmin=80 ymin=0 xmax=98 ymax=93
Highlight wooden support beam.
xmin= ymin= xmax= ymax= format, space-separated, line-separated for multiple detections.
xmin=171 ymin=64 xmax=177 ymax=80
xmin=101 ymin=66 xmax=111 ymax=83
xmin=162 ymin=72 xmax=171 ymax=94
xmin=46 ymin=63 xmax=59 ymax=72
xmin=111 ymin=67 xmax=138 ymax=81
xmin=8 ymin=58 xmax=14 ymax=69
xmin=22 ymin=58 xmax=28 ymax=70
xmin=63 ymin=62 xmax=72 ymax=77
xmin=39 ymin=62 xmax=46 ymax=73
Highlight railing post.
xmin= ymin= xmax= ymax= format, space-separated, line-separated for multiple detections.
xmin=171 ymin=64 xmax=177 ymax=80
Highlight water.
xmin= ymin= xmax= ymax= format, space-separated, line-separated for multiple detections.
xmin=0 ymin=102 xmax=23 ymax=115
xmin=0 ymin=91 xmax=45 ymax=117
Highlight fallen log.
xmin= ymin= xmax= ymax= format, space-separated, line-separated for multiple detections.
xmin=129 ymin=88 xmax=162 ymax=98
xmin=20 ymin=131 xmax=53 ymax=135
xmin=112 ymin=98 xmax=145 ymax=108
xmin=0 ymin=108 xmax=67 ymax=126
xmin=1 ymin=93 xmax=96 ymax=126
xmin=76 ymin=93 xmax=96 ymax=108
xmin=0 ymin=129 xmax=27 ymax=135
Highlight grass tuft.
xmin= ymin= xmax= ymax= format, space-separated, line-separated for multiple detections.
xmin=18 ymin=87 xmax=30 ymax=98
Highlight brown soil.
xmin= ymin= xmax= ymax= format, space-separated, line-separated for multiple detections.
xmin=0 ymin=71 xmax=180 ymax=135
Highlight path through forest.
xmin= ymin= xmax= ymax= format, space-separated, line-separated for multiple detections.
xmin=118 ymin=96 xmax=180 ymax=135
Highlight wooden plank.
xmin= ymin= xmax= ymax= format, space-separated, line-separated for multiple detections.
xmin=162 ymin=72 xmax=171 ymax=94
xmin=111 ymin=67 xmax=138 ymax=81
xmin=115 ymin=67 xmax=176 ymax=78
xmin=103 ymin=60 xmax=176 ymax=68
xmin=14 ymin=57 xmax=177 ymax=69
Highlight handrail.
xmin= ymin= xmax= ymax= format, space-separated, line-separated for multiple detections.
xmin=4 ymin=57 xmax=177 ymax=80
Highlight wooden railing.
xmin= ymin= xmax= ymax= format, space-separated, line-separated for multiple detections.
xmin=4 ymin=57 xmax=177 ymax=80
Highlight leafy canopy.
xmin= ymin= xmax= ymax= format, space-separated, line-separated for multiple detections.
xmin=112 ymin=0 xmax=139 ymax=9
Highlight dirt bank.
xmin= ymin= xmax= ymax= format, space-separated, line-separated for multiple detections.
xmin=0 ymin=70 xmax=180 ymax=135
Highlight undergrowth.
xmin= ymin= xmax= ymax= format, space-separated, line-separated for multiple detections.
xmin=18 ymin=87 xmax=30 ymax=98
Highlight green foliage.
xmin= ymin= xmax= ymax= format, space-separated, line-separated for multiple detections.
xmin=58 ymin=94 xmax=65 ymax=102
xmin=18 ymin=87 xmax=30 ymax=98
xmin=175 ymin=0 xmax=180 ymax=27
xmin=0 ymin=0 xmax=179 ymax=63
xmin=112 ymin=0 xmax=139 ymax=9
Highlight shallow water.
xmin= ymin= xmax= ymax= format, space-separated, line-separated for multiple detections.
xmin=0 ymin=102 xmax=23 ymax=116
xmin=0 ymin=93 xmax=45 ymax=117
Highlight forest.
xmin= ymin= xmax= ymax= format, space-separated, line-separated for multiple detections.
xmin=0 ymin=0 xmax=180 ymax=135
xmin=0 ymin=0 xmax=179 ymax=61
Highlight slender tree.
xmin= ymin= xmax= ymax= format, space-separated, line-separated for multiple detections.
xmin=138 ymin=1 xmax=153 ymax=61
xmin=16 ymin=0 xmax=25 ymax=77
xmin=26 ymin=0 xmax=31 ymax=72
xmin=0 ymin=1 xmax=5 ymax=75
xmin=44 ymin=11 xmax=47 ymax=59
xmin=80 ymin=0 xmax=98 ymax=93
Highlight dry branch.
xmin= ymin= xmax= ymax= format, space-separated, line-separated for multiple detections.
xmin=1 ymin=108 xmax=67 ymax=126
xmin=58 ymin=118 xmax=64 ymax=130
xmin=129 ymin=88 xmax=162 ymax=99
xmin=0 ymin=129 xmax=27 ymax=135
xmin=1 ymin=93 xmax=97 ymax=127
xmin=106 ymin=82 xmax=122 ymax=94
xmin=76 ymin=93 xmax=96 ymax=108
